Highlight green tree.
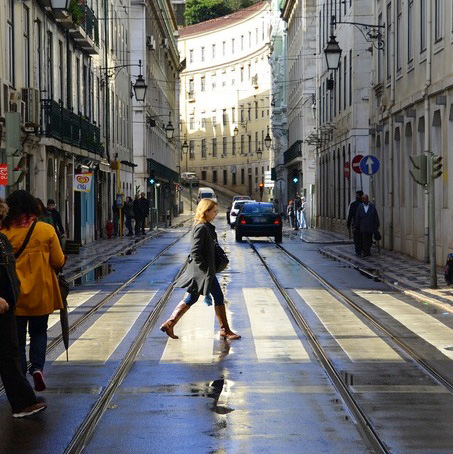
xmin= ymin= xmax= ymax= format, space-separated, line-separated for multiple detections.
xmin=185 ymin=0 xmax=233 ymax=26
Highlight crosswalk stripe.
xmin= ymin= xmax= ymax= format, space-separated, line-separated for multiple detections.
xmin=243 ymin=288 xmax=310 ymax=362
xmin=47 ymin=290 xmax=100 ymax=331
xmin=297 ymin=289 xmax=403 ymax=362
xmin=160 ymin=300 xmax=215 ymax=363
xmin=355 ymin=291 xmax=453 ymax=360
xmin=54 ymin=290 xmax=155 ymax=363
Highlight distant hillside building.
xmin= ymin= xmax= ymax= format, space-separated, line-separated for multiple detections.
xmin=178 ymin=2 xmax=273 ymax=199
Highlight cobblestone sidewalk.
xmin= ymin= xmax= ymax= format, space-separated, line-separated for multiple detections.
xmin=285 ymin=226 xmax=452 ymax=308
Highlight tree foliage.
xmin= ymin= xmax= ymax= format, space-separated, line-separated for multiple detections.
xmin=184 ymin=0 xmax=258 ymax=26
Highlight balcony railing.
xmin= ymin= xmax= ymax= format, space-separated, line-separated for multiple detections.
xmin=42 ymin=99 xmax=101 ymax=155
xmin=283 ymin=140 xmax=302 ymax=164
xmin=80 ymin=4 xmax=99 ymax=46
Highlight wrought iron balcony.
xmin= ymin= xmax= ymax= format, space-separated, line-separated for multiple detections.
xmin=42 ymin=100 xmax=101 ymax=155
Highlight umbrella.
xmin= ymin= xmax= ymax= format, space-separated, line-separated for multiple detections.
xmin=58 ymin=273 xmax=70 ymax=361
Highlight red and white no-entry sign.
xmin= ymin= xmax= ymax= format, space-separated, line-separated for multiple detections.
xmin=352 ymin=154 xmax=364 ymax=174
xmin=344 ymin=161 xmax=350 ymax=179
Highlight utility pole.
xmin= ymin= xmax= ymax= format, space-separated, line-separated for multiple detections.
xmin=409 ymin=153 xmax=443 ymax=288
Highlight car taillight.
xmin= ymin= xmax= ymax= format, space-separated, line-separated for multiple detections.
xmin=273 ymin=216 xmax=281 ymax=225
xmin=239 ymin=216 xmax=247 ymax=225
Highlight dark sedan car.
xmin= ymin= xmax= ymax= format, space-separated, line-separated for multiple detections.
xmin=235 ymin=202 xmax=282 ymax=243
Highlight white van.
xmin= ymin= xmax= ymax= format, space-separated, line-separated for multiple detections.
xmin=197 ymin=187 xmax=217 ymax=203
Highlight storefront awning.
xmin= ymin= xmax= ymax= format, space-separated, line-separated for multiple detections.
xmin=147 ymin=158 xmax=179 ymax=183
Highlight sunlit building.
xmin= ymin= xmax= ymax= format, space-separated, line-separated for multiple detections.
xmin=178 ymin=2 xmax=273 ymax=200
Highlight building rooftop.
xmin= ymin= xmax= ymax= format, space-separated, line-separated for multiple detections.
xmin=179 ymin=2 xmax=267 ymax=37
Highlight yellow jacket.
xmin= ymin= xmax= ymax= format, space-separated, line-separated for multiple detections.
xmin=1 ymin=221 xmax=65 ymax=316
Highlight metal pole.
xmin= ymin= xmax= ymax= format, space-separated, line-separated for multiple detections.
xmin=428 ymin=154 xmax=437 ymax=288
xmin=189 ymin=180 xmax=192 ymax=212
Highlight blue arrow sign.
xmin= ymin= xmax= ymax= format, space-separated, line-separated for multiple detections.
xmin=359 ymin=155 xmax=380 ymax=175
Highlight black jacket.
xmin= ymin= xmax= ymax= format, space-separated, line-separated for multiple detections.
xmin=175 ymin=222 xmax=217 ymax=295
xmin=0 ymin=233 xmax=20 ymax=308
xmin=355 ymin=203 xmax=380 ymax=234
xmin=347 ymin=199 xmax=362 ymax=229
xmin=50 ymin=209 xmax=65 ymax=236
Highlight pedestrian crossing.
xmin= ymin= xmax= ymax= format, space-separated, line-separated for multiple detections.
xmin=160 ymin=300 xmax=216 ymax=363
xmin=296 ymin=289 xmax=403 ymax=362
xmin=54 ymin=291 xmax=156 ymax=363
xmin=354 ymin=291 xmax=453 ymax=360
xmin=48 ymin=287 xmax=453 ymax=366
xmin=243 ymin=288 xmax=311 ymax=362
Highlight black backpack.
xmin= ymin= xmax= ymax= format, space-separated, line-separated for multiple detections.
xmin=0 ymin=233 xmax=21 ymax=305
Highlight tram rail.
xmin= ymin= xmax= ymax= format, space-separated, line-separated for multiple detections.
xmin=247 ymin=238 xmax=390 ymax=454
xmin=0 ymin=224 xmax=191 ymax=399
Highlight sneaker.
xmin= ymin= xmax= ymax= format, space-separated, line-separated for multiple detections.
xmin=32 ymin=370 xmax=46 ymax=392
xmin=13 ymin=402 xmax=47 ymax=418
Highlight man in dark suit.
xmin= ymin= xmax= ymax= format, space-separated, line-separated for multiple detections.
xmin=355 ymin=194 xmax=380 ymax=257
xmin=347 ymin=190 xmax=364 ymax=255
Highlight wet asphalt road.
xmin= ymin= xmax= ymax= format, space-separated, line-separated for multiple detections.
xmin=1 ymin=213 xmax=453 ymax=453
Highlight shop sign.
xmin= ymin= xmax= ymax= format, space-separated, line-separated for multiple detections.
xmin=73 ymin=172 xmax=93 ymax=192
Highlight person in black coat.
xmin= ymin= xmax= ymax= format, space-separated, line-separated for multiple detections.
xmin=354 ymin=194 xmax=380 ymax=257
xmin=134 ymin=192 xmax=149 ymax=235
xmin=160 ymin=199 xmax=240 ymax=340
xmin=47 ymin=199 xmax=65 ymax=238
xmin=347 ymin=190 xmax=364 ymax=255
xmin=0 ymin=199 xmax=47 ymax=418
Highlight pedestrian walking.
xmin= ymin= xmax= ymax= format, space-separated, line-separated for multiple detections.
xmin=1 ymin=190 xmax=66 ymax=391
xmin=160 ymin=199 xmax=240 ymax=340
xmin=47 ymin=199 xmax=65 ymax=239
xmin=294 ymin=194 xmax=302 ymax=230
xmin=346 ymin=190 xmax=364 ymax=255
xmin=287 ymin=200 xmax=296 ymax=228
xmin=354 ymin=194 xmax=380 ymax=257
xmin=134 ymin=192 xmax=149 ymax=235
xmin=0 ymin=198 xmax=47 ymax=418
xmin=299 ymin=196 xmax=308 ymax=229
xmin=124 ymin=196 xmax=134 ymax=236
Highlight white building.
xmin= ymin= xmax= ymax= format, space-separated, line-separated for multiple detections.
xmin=369 ymin=0 xmax=453 ymax=265
xmin=130 ymin=0 xmax=181 ymax=224
xmin=0 ymin=0 xmax=134 ymax=244
xmin=281 ymin=0 xmax=317 ymax=223
xmin=178 ymin=2 xmax=273 ymax=200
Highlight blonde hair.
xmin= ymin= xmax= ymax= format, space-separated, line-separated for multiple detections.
xmin=194 ymin=199 xmax=218 ymax=224
xmin=0 ymin=198 xmax=8 ymax=223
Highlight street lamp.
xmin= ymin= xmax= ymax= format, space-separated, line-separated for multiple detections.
xmin=264 ymin=127 xmax=272 ymax=150
xmin=181 ymin=140 xmax=189 ymax=154
xmin=233 ymin=126 xmax=239 ymax=136
xmin=133 ymin=74 xmax=147 ymax=102
xmin=49 ymin=0 xmax=70 ymax=9
xmin=165 ymin=114 xmax=175 ymax=140
xmin=256 ymin=145 xmax=262 ymax=160
xmin=324 ymin=34 xmax=342 ymax=71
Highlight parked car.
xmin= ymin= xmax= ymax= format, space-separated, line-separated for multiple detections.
xmin=181 ymin=172 xmax=199 ymax=186
xmin=227 ymin=195 xmax=251 ymax=223
xmin=235 ymin=202 xmax=282 ymax=243
xmin=197 ymin=187 xmax=217 ymax=203
xmin=229 ymin=200 xmax=255 ymax=227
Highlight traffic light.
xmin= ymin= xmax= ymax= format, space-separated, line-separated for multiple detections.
xmin=430 ymin=154 xmax=443 ymax=179
xmin=409 ymin=154 xmax=427 ymax=185
xmin=148 ymin=170 xmax=155 ymax=185
xmin=259 ymin=182 xmax=264 ymax=200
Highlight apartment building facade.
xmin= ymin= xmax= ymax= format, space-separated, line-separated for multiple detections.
xmin=0 ymin=0 xmax=134 ymax=244
xmin=130 ymin=0 xmax=181 ymax=224
xmin=178 ymin=2 xmax=273 ymax=200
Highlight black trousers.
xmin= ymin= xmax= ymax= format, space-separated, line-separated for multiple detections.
xmin=361 ymin=232 xmax=373 ymax=256
xmin=0 ymin=308 xmax=37 ymax=412
xmin=353 ymin=228 xmax=362 ymax=254
xmin=135 ymin=216 xmax=146 ymax=234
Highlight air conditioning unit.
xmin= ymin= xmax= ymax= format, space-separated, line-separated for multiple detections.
xmin=21 ymin=88 xmax=40 ymax=125
xmin=9 ymin=90 xmax=21 ymax=112
xmin=146 ymin=35 xmax=156 ymax=50
xmin=161 ymin=38 xmax=168 ymax=48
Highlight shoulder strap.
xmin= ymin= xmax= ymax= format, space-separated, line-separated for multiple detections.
xmin=15 ymin=219 xmax=38 ymax=259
